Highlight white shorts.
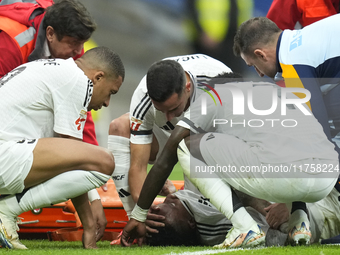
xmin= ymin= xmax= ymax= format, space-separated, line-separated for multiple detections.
xmin=198 ymin=133 xmax=337 ymax=203
xmin=308 ymin=188 xmax=340 ymax=243
xmin=0 ymin=139 xmax=38 ymax=194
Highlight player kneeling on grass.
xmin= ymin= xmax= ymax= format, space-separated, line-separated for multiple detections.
xmin=121 ymin=70 xmax=339 ymax=249
xmin=0 ymin=46 xmax=125 ymax=249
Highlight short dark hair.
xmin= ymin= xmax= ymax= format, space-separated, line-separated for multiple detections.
xmin=81 ymin=46 xmax=125 ymax=81
xmin=146 ymin=223 xmax=200 ymax=246
xmin=207 ymin=72 xmax=243 ymax=86
xmin=233 ymin=17 xmax=281 ymax=57
xmin=43 ymin=0 xmax=96 ymax=41
xmin=146 ymin=60 xmax=186 ymax=102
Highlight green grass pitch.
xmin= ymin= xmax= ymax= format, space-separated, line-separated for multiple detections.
xmin=5 ymin=241 xmax=340 ymax=254
xmin=8 ymin=164 xmax=340 ymax=254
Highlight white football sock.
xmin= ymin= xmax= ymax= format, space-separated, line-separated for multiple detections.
xmin=177 ymin=140 xmax=257 ymax=233
xmin=108 ymin=135 xmax=135 ymax=218
xmin=0 ymin=170 xmax=110 ymax=217
xmin=289 ymin=208 xmax=310 ymax=229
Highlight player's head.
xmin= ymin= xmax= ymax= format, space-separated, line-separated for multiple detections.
xmin=44 ymin=0 xmax=96 ymax=59
xmin=146 ymin=193 xmax=200 ymax=246
xmin=78 ymin=46 xmax=125 ymax=111
xmin=233 ymin=17 xmax=281 ymax=79
xmin=147 ymin=60 xmax=191 ymax=121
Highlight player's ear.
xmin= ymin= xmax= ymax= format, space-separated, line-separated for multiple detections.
xmin=93 ymin=71 xmax=104 ymax=84
xmin=46 ymin=26 xmax=55 ymax=42
xmin=185 ymin=80 xmax=191 ymax=92
xmin=254 ymin=49 xmax=266 ymax=60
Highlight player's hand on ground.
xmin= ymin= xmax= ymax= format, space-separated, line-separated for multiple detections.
xmin=121 ymin=218 xmax=146 ymax=247
xmin=158 ymin=179 xmax=176 ymax=197
xmin=82 ymin=226 xmax=98 ymax=249
xmin=72 ymin=194 xmax=99 ymax=249
xmin=90 ymin=199 xmax=107 ymax=241
xmin=264 ymin=203 xmax=289 ymax=229
xmin=145 ymin=205 xmax=165 ymax=234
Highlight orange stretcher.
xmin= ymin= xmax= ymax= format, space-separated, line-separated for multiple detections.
xmin=17 ymin=179 xmax=185 ymax=241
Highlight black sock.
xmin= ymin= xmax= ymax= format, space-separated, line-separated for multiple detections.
xmin=291 ymin=201 xmax=308 ymax=215
xmin=232 ymin=189 xmax=243 ymax=212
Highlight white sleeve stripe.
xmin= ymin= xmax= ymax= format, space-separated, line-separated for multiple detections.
xmin=132 ymin=93 xmax=148 ymax=116
xmin=132 ymin=95 xmax=152 ymax=120
xmin=140 ymin=101 xmax=152 ymax=120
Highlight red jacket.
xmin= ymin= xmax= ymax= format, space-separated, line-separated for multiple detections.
xmin=267 ymin=0 xmax=339 ymax=30
xmin=0 ymin=0 xmax=48 ymax=76
xmin=0 ymin=0 xmax=53 ymax=26
xmin=0 ymin=0 xmax=98 ymax=145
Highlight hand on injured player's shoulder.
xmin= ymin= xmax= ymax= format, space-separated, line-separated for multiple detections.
xmin=264 ymin=203 xmax=289 ymax=230
xmin=158 ymin=179 xmax=176 ymax=196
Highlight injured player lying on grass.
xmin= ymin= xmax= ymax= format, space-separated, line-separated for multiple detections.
xmin=144 ymin=183 xmax=340 ymax=247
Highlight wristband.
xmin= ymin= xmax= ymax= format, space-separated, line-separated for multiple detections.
xmin=88 ymin=189 xmax=101 ymax=202
xmin=131 ymin=205 xmax=148 ymax=222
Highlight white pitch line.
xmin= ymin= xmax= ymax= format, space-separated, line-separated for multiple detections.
xmin=164 ymin=248 xmax=242 ymax=255
xmin=164 ymin=247 xmax=267 ymax=255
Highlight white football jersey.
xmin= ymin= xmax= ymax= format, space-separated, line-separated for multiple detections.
xmin=176 ymin=188 xmax=340 ymax=245
xmin=0 ymin=58 xmax=91 ymax=143
xmin=178 ymin=82 xmax=338 ymax=163
xmin=174 ymin=189 xmax=232 ymax=246
xmin=129 ymin=54 xmax=232 ymax=144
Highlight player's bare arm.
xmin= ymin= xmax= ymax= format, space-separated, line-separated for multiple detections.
xmin=71 ymin=193 xmax=97 ymax=249
xmin=122 ymin=126 xmax=189 ymax=245
xmin=138 ymin=126 xmax=189 ymax=209
xmin=129 ymin=143 xmax=152 ymax=202
xmin=58 ymin=132 xmax=107 ymax=241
